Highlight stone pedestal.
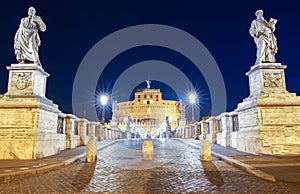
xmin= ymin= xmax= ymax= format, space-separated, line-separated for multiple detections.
xmin=142 ymin=140 xmax=154 ymax=160
xmin=6 ymin=64 xmax=48 ymax=97
xmin=0 ymin=63 xmax=62 ymax=160
xmin=200 ymin=139 xmax=212 ymax=161
xmin=236 ymin=63 xmax=300 ymax=155
xmin=86 ymin=139 xmax=97 ymax=163
xmin=245 ymin=63 xmax=287 ymax=100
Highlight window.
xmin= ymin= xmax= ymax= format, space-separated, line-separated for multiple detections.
xmin=147 ymin=100 xmax=150 ymax=105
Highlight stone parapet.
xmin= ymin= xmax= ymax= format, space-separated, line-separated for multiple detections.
xmin=66 ymin=114 xmax=81 ymax=149
xmin=78 ymin=119 xmax=90 ymax=145
xmin=95 ymin=123 xmax=102 ymax=141
xmin=199 ymin=120 xmax=208 ymax=140
xmin=206 ymin=117 xmax=217 ymax=143
xmin=102 ymin=126 xmax=107 ymax=139
xmin=216 ymin=112 xmax=231 ymax=146
xmin=228 ymin=111 xmax=238 ymax=148
xmin=194 ymin=122 xmax=201 ymax=140
xmin=88 ymin=122 xmax=97 ymax=140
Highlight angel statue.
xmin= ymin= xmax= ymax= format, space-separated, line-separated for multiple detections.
xmin=14 ymin=7 xmax=46 ymax=65
xmin=145 ymin=80 xmax=151 ymax=89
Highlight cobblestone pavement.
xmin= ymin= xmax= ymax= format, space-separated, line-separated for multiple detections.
xmin=0 ymin=139 xmax=299 ymax=193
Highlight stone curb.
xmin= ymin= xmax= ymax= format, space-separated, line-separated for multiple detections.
xmin=211 ymin=151 xmax=276 ymax=182
xmin=175 ymin=139 xmax=276 ymax=182
xmin=0 ymin=140 xmax=118 ymax=183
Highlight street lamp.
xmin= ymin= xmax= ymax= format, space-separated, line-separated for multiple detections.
xmin=100 ymin=95 xmax=108 ymax=123
xmin=189 ymin=93 xmax=197 ymax=123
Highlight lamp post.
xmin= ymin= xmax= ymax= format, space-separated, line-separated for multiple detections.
xmin=100 ymin=95 xmax=108 ymax=124
xmin=189 ymin=93 xmax=196 ymax=123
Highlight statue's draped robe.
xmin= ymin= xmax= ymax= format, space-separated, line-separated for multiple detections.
xmin=14 ymin=16 xmax=46 ymax=65
xmin=249 ymin=19 xmax=277 ymax=64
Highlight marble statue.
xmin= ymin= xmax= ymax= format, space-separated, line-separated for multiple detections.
xmin=145 ymin=80 xmax=151 ymax=89
xmin=249 ymin=10 xmax=278 ymax=64
xmin=14 ymin=7 xmax=46 ymax=65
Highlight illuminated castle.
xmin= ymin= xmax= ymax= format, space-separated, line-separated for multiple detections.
xmin=116 ymin=81 xmax=181 ymax=137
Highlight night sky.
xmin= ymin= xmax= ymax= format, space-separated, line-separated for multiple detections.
xmin=1 ymin=0 xmax=300 ymax=121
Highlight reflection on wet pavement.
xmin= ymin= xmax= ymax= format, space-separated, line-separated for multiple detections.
xmin=98 ymin=139 xmax=192 ymax=170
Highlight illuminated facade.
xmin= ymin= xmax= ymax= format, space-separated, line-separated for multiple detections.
xmin=117 ymin=87 xmax=181 ymax=137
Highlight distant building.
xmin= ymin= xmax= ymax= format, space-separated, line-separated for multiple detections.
xmin=117 ymin=87 xmax=181 ymax=137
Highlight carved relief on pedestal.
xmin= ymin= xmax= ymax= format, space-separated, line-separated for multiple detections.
xmin=262 ymin=72 xmax=283 ymax=88
xmin=11 ymin=72 xmax=33 ymax=90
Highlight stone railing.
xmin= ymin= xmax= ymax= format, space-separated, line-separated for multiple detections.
xmin=175 ymin=111 xmax=240 ymax=149
xmin=56 ymin=113 xmax=123 ymax=149
xmin=206 ymin=117 xmax=217 ymax=143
